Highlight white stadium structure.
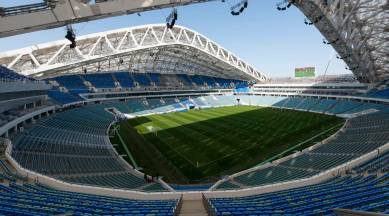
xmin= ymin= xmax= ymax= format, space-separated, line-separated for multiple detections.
xmin=0 ymin=0 xmax=388 ymax=216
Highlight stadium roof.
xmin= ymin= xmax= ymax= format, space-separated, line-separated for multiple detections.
xmin=295 ymin=0 xmax=388 ymax=83
xmin=0 ymin=0 xmax=387 ymax=83
xmin=0 ymin=24 xmax=266 ymax=81
xmin=0 ymin=0 xmax=214 ymax=38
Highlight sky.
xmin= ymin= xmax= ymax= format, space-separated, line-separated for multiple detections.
xmin=0 ymin=0 xmax=351 ymax=78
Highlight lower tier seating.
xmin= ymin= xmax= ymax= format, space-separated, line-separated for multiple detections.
xmin=208 ymin=174 xmax=388 ymax=216
xmin=10 ymin=104 xmax=164 ymax=191
xmin=0 ymin=183 xmax=178 ymax=215
xmin=234 ymin=166 xmax=319 ymax=187
xmin=207 ymin=151 xmax=389 ymax=215
xmin=0 ymin=156 xmax=175 ymax=214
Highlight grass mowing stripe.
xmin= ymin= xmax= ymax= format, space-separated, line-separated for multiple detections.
xmin=120 ymin=106 xmax=343 ymax=183
xmin=171 ymin=110 xmax=260 ymax=149
xmin=256 ymin=122 xmax=345 ymax=167
xmin=140 ymin=114 xmax=212 ymax=166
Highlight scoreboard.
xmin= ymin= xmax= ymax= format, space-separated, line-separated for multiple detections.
xmin=295 ymin=67 xmax=315 ymax=78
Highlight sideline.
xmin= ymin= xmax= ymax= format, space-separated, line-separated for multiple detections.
xmin=112 ymin=124 xmax=139 ymax=169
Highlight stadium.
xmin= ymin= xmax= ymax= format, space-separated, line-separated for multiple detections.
xmin=0 ymin=0 xmax=388 ymax=216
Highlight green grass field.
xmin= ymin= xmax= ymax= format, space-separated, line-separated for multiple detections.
xmin=111 ymin=106 xmax=344 ymax=184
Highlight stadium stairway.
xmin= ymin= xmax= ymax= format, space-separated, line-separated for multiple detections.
xmin=178 ymin=194 xmax=208 ymax=216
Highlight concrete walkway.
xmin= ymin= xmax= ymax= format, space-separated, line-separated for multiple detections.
xmin=179 ymin=193 xmax=208 ymax=216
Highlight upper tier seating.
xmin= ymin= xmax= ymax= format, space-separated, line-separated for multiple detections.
xmin=47 ymin=90 xmax=81 ymax=104
xmin=149 ymin=73 xmax=161 ymax=86
xmin=234 ymin=80 xmax=248 ymax=88
xmin=132 ymin=73 xmax=151 ymax=86
xmin=45 ymin=73 xmax=251 ymax=105
xmin=191 ymin=75 xmax=205 ymax=86
xmin=215 ymin=78 xmax=232 ymax=88
xmin=84 ymin=73 xmax=115 ymax=88
xmin=53 ymin=75 xmax=87 ymax=90
xmin=158 ymin=74 xmax=183 ymax=87
xmin=201 ymin=76 xmax=217 ymax=87
xmin=113 ymin=72 xmax=135 ymax=88
xmin=177 ymin=74 xmax=193 ymax=86
xmin=0 ymin=66 xmax=32 ymax=81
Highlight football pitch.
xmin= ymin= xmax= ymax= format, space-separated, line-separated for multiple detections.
xmin=112 ymin=106 xmax=344 ymax=184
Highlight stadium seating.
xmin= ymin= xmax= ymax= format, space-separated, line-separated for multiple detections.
xmin=10 ymin=105 xmax=165 ymax=191
xmin=1 ymin=65 xmax=387 ymax=215
xmin=191 ymin=97 xmax=210 ymax=107
xmin=233 ymin=166 xmax=319 ymax=187
xmin=176 ymin=74 xmax=193 ymax=86
xmin=207 ymin=174 xmax=388 ymax=215
xmin=309 ymin=99 xmax=338 ymax=113
xmin=61 ymin=171 xmax=153 ymax=190
xmin=215 ymin=78 xmax=232 ymax=88
xmin=249 ymin=96 xmax=287 ymax=107
xmin=353 ymin=152 xmax=389 ymax=174
xmin=69 ymin=89 xmax=91 ymax=95
xmin=326 ymin=100 xmax=363 ymax=114
xmin=113 ymin=72 xmax=135 ymax=88
xmin=53 ymin=75 xmax=87 ymax=90
xmin=207 ymin=151 xmax=389 ymax=215
xmin=0 ymin=184 xmax=179 ymax=216
xmin=132 ymin=73 xmax=151 ymax=86
xmin=0 ymin=159 xmax=178 ymax=215
xmin=281 ymin=97 xmax=303 ymax=109
xmin=146 ymin=98 xmax=163 ymax=110
xmin=201 ymin=76 xmax=217 ymax=87
xmin=0 ymin=65 xmax=31 ymax=81
xmin=149 ymin=73 xmax=161 ymax=86
xmin=102 ymin=101 xmax=131 ymax=113
xmin=47 ymin=90 xmax=81 ymax=104
xmin=158 ymin=74 xmax=183 ymax=87
xmin=127 ymin=99 xmax=148 ymax=113
xmin=216 ymin=109 xmax=389 ymax=189
xmin=295 ymin=98 xmax=320 ymax=110
xmin=279 ymin=153 xmax=356 ymax=171
xmin=371 ymin=87 xmax=389 ymax=99
xmin=165 ymin=97 xmax=184 ymax=110
xmin=43 ymin=73 xmax=258 ymax=107
xmin=190 ymin=75 xmax=205 ymax=86
xmin=179 ymin=97 xmax=196 ymax=109
xmin=84 ymin=73 xmax=115 ymax=88
xmin=233 ymin=80 xmax=249 ymax=89
xmin=151 ymin=99 xmax=177 ymax=113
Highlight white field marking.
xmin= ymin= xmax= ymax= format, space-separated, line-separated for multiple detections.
xmin=141 ymin=107 xmax=277 ymax=168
